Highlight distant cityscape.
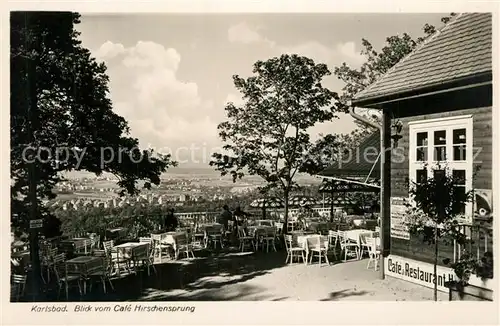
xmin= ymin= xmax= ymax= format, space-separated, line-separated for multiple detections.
xmin=49 ymin=167 xmax=321 ymax=211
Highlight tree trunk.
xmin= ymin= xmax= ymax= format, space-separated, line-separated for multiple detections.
xmin=434 ymin=226 xmax=438 ymax=301
xmin=283 ymin=189 xmax=289 ymax=234
xmin=329 ymin=192 xmax=334 ymax=223
xmin=27 ymin=46 xmax=42 ymax=300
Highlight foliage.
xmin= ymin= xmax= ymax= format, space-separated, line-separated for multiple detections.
xmin=10 ymin=12 xmax=176 ymax=233
xmin=332 ymin=13 xmax=457 ymax=129
xmin=475 ymin=251 xmax=494 ymax=280
xmin=210 ymin=54 xmax=341 ymax=228
xmin=443 ymin=248 xmax=493 ymax=288
xmin=405 ymin=164 xmax=473 ymax=300
xmin=447 ymin=252 xmax=478 ymax=286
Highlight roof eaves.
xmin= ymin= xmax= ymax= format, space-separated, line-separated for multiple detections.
xmin=351 ymin=70 xmax=492 ymax=107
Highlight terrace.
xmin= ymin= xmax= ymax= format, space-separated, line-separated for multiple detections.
xmin=12 ymin=244 xmax=445 ymax=302
xmin=12 ymin=207 xmax=489 ymax=302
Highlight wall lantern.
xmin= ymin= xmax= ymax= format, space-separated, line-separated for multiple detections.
xmin=390 ymin=120 xmax=403 ymax=147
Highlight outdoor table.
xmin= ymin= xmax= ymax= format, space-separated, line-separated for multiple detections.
xmin=199 ymin=224 xmax=224 ymax=240
xmin=308 ymin=221 xmax=330 ymax=234
xmin=343 ymin=229 xmax=376 ymax=260
xmin=59 ymin=237 xmax=92 ymax=256
xmin=198 ymin=225 xmax=225 ymax=250
xmin=295 ymin=234 xmax=329 ymax=261
xmin=151 ymin=231 xmax=187 ymax=256
xmin=106 ymin=227 xmax=128 ymax=240
xmin=295 ymin=234 xmax=316 ymax=249
xmin=73 ymin=237 xmax=92 ymax=253
xmin=255 ymin=220 xmax=273 ymax=226
xmin=247 ymin=225 xmax=275 ymax=237
xmin=198 ymin=223 xmax=223 ymax=232
xmin=66 ymin=256 xmax=104 ymax=294
xmin=344 ymin=229 xmax=374 ymax=243
xmin=113 ymin=242 xmax=149 ymax=271
xmin=161 ymin=232 xmax=186 ymax=248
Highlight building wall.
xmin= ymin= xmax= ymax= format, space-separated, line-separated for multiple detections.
xmin=390 ymin=106 xmax=492 ymax=197
xmin=384 ymin=85 xmax=493 ymax=266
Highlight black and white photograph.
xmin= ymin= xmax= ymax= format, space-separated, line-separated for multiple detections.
xmin=5 ymin=2 xmax=498 ymax=325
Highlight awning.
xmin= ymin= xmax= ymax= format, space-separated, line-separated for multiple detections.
xmin=317 ymin=132 xmax=380 ymax=184
xmin=319 ymin=178 xmax=380 ymax=193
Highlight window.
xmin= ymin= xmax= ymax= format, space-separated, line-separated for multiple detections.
xmin=416 ymin=132 xmax=428 ymax=161
xmin=409 ymin=115 xmax=473 ymax=222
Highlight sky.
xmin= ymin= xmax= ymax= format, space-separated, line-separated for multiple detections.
xmin=76 ymin=13 xmax=445 ymax=168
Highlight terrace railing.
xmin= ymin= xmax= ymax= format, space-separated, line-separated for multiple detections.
xmin=174 ymin=207 xmax=334 ymax=222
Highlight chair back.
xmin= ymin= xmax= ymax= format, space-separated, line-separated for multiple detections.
xmin=176 ymin=233 xmax=189 ymax=246
xmin=265 ymin=227 xmax=276 ymax=237
xmin=46 ymin=247 xmax=58 ymax=261
xmin=11 ymin=258 xmax=20 ymax=268
xmin=103 ymin=240 xmax=114 ymax=253
xmin=90 ymin=234 xmax=101 ymax=249
xmin=254 ymin=228 xmax=266 ymax=238
xmin=82 ymin=239 xmax=92 ymax=254
xmin=206 ymin=226 xmax=222 ymax=237
xmin=94 ymin=250 xmax=112 ymax=271
xmin=139 ymin=238 xmax=155 ymax=256
xmin=151 ymin=234 xmax=164 ymax=241
xmin=284 ymin=234 xmax=297 ymax=252
xmin=337 ymin=231 xmax=348 ymax=245
xmin=258 ymin=220 xmax=273 ymax=227
xmin=237 ymin=227 xmax=246 ymax=238
xmin=366 ymin=237 xmax=379 ymax=254
xmin=275 ymin=222 xmax=284 ymax=234
xmin=53 ymin=261 xmax=67 ymax=281
xmin=12 ymin=274 xmax=27 ymax=284
xmin=320 ymin=235 xmax=329 ymax=248
xmin=53 ymin=253 xmax=66 ymax=264
xmin=133 ymin=243 xmax=150 ymax=260
xmin=305 ymin=235 xmax=320 ymax=250
xmin=328 ymin=230 xmax=338 ymax=238
xmin=359 ymin=232 xmax=371 ymax=246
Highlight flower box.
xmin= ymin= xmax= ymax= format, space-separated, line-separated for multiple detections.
xmin=445 ymin=279 xmax=493 ymax=301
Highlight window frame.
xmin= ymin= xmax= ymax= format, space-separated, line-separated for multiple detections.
xmin=408 ymin=115 xmax=473 ymax=223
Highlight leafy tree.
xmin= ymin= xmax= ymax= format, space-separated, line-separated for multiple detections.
xmin=405 ymin=165 xmax=472 ymax=301
xmin=333 ymin=13 xmax=457 ymax=133
xmin=10 ymin=12 xmax=176 ymax=234
xmin=210 ymin=54 xmax=340 ymax=229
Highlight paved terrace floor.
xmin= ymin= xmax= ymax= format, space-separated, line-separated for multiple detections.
xmin=19 ymin=248 xmax=447 ymax=302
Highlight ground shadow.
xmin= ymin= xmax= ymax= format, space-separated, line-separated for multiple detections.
xmin=14 ymin=245 xmax=354 ymax=302
xmin=320 ymin=289 xmax=371 ymax=301
xmin=21 ymin=247 xmax=289 ymax=302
